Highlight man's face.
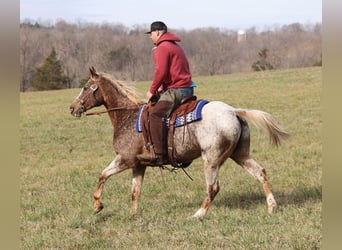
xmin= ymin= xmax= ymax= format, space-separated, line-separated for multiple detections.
xmin=150 ymin=30 xmax=160 ymax=45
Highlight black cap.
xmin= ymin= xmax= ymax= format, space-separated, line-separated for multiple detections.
xmin=145 ymin=21 xmax=167 ymax=34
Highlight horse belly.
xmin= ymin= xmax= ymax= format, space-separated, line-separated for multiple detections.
xmin=173 ymin=124 xmax=202 ymax=162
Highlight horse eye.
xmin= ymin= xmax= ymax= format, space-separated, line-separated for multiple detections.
xmin=83 ymin=86 xmax=88 ymax=91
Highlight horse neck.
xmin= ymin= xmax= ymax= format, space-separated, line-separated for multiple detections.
xmin=101 ymin=84 xmax=139 ymax=132
xmin=106 ymin=103 xmax=137 ymax=132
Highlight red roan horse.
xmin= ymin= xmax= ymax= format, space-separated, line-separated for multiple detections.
xmin=69 ymin=67 xmax=289 ymax=218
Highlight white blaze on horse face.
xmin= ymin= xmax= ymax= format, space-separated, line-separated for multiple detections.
xmin=75 ymin=88 xmax=85 ymax=101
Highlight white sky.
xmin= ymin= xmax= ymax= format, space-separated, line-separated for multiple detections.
xmin=20 ymin=0 xmax=322 ymax=30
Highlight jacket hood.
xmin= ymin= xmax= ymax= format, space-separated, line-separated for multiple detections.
xmin=156 ymin=32 xmax=181 ymax=45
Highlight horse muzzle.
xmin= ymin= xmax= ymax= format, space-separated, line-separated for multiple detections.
xmin=69 ymin=102 xmax=85 ymax=117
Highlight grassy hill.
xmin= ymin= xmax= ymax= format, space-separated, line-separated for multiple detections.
xmin=20 ymin=67 xmax=321 ymax=249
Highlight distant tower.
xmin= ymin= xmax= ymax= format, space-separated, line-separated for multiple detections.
xmin=237 ymin=30 xmax=246 ymax=43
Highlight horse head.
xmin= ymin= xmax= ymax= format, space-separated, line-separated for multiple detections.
xmin=70 ymin=66 xmax=104 ymax=117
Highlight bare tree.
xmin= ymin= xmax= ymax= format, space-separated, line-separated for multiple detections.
xmin=19 ymin=20 xmax=322 ymax=91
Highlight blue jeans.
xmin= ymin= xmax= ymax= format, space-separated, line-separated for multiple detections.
xmin=179 ymin=87 xmax=194 ymax=97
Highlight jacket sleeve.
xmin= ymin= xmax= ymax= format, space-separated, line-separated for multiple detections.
xmin=149 ymin=46 xmax=169 ymax=94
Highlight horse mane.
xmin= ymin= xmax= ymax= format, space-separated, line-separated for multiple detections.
xmin=101 ymin=72 xmax=144 ymax=106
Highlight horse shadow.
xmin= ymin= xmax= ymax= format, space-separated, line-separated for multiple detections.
xmin=91 ymin=185 xmax=321 ymax=224
xmin=211 ymin=185 xmax=322 ymax=211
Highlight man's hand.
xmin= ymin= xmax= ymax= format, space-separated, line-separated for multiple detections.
xmin=146 ymin=90 xmax=153 ymax=101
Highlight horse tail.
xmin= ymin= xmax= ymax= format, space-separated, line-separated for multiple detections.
xmin=234 ymin=109 xmax=290 ymax=147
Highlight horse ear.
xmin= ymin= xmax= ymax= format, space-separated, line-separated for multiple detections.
xmin=89 ymin=66 xmax=99 ymax=78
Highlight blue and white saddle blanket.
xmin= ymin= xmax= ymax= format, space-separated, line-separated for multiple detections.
xmin=135 ymin=99 xmax=209 ymax=132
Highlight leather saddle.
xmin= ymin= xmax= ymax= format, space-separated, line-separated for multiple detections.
xmin=139 ymin=96 xmax=205 ymax=168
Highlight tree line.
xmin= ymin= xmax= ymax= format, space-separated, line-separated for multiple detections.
xmin=20 ymin=20 xmax=321 ymax=91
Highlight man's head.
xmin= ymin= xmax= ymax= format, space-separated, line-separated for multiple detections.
xmin=145 ymin=21 xmax=167 ymax=44
xmin=145 ymin=21 xmax=167 ymax=34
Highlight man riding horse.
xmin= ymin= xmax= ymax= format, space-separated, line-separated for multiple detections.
xmin=137 ymin=21 xmax=196 ymax=165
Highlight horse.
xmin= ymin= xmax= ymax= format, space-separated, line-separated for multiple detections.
xmin=69 ymin=67 xmax=289 ymax=218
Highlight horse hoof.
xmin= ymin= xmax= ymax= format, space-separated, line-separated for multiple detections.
xmin=94 ymin=203 xmax=104 ymax=214
xmin=266 ymin=194 xmax=277 ymax=213
xmin=192 ymin=208 xmax=207 ymax=219
xmin=268 ymin=205 xmax=276 ymax=214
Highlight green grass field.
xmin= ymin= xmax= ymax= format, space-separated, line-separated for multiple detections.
xmin=20 ymin=67 xmax=321 ymax=249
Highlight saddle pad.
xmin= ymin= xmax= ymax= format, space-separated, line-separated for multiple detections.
xmin=135 ymin=99 xmax=209 ymax=132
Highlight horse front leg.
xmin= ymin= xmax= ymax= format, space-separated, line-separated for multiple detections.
xmin=93 ymin=155 xmax=128 ymax=213
xmin=193 ymin=162 xmax=220 ymax=218
xmin=131 ymin=166 xmax=147 ymax=214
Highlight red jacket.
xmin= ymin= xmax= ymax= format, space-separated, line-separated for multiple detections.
xmin=150 ymin=32 xmax=192 ymax=94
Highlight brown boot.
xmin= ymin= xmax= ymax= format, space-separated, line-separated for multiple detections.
xmin=137 ymin=146 xmax=156 ymax=162
xmin=153 ymin=154 xmax=166 ymax=165
xmin=136 ymin=152 xmax=153 ymax=162
xmin=137 ymin=153 xmax=165 ymax=165
xmin=148 ymin=101 xmax=171 ymax=165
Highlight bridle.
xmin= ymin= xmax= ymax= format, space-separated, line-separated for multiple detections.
xmin=76 ymin=83 xmax=99 ymax=106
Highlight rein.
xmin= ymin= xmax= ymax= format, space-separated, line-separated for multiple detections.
xmin=85 ymin=105 xmax=140 ymax=116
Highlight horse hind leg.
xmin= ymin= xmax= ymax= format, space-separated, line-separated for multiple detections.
xmin=232 ymin=154 xmax=277 ymax=213
xmin=193 ymin=160 xmax=221 ymax=218
xmin=193 ymin=120 xmax=240 ymax=218
xmin=231 ymin=117 xmax=276 ymax=213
